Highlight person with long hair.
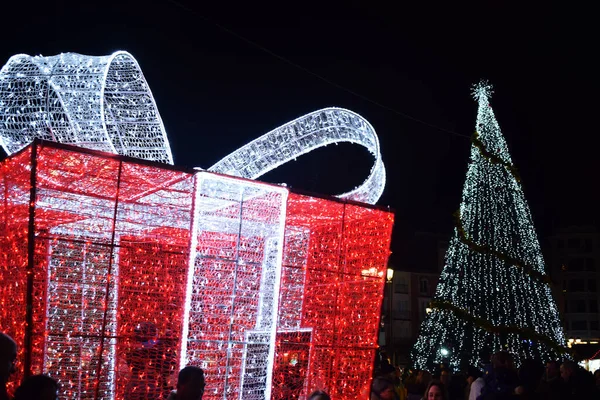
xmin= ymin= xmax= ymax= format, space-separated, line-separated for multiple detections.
xmin=423 ymin=380 xmax=448 ymax=400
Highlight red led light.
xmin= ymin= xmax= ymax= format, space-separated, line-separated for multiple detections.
xmin=1 ymin=141 xmax=393 ymax=399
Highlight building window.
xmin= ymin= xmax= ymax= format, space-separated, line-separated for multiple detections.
xmin=398 ymin=300 xmax=409 ymax=311
xmin=569 ymin=258 xmax=584 ymax=272
xmin=571 ymin=320 xmax=587 ymax=330
xmin=588 ymin=280 xmax=597 ymax=292
xmin=419 ymin=279 xmax=429 ymax=295
xmin=586 ymin=258 xmax=596 ymax=271
xmin=575 ymin=300 xmax=586 ymax=313
xmin=395 ymin=300 xmax=410 ymax=319
xmin=584 ymin=238 xmax=592 ymax=252
xmin=399 ymin=321 xmax=412 ymax=338
xmin=590 ymin=321 xmax=599 ymax=331
xmin=395 ymin=276 xmax=409 ymax=293
xmin=395 ymin=283 xmax=408 ymax=293
xmin=557 ymin=239 xmax=564 ymax=248
xmin=568 ymin=238 xmax=580 ymax=249
xmin=570 ymin=279 xmax=585 ymax=292
xmin=590 ymin=300 xmax=598 ymax=313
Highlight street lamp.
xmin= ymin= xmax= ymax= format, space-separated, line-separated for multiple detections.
xmin=386 ymin=268 xmax=394 ymax=283
xmin=386 ymin=268 xmax=394 ymax=364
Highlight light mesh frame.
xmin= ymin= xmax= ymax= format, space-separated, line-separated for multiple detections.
xmin=209 ymin=107 xmax=386 ymax=205
xmin=0 ymin=51 xmax=173 ymax=163
xmin=0 ymin=136 xmax=392 ymax=400
xmin=1 ymin=53 xmax=386 ymax=205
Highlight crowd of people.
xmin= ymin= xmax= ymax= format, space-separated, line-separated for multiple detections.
xmin=2 ymin=331 xmax=335 ymax=400
xmin=372 ymin=350 xmax=600 ymax=400
xmin=5 ymin=329 xmax=600 ymax=399
xmin=1 ymin=332 xmax=208 ymax=400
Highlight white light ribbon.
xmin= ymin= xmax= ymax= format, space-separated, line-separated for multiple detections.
xmin=209 ymin=107 xmax=385 ymax=204
xmin=0 ymin=52 xmax=385 ymax=205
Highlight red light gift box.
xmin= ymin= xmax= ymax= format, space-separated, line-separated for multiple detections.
xmin=0 ymin=140 xmax=394 ymax=399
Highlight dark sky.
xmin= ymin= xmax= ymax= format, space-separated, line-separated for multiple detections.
xmin=1 ymin=1 xmax=596 ymax=269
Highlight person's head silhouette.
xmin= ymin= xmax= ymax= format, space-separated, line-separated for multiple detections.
xmin=14 ymin=375 xmax=58 ymax=400
xmin=0 ymin=332 xmax=17 ymax=385
xmin=176 ymin=366 xmax=205 ymax=400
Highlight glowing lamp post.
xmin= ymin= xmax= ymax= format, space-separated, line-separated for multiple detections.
xmin=386 ymin=268 xmax=394 ymax=284
xmin=386 ymin=268 xmax=394 ymax=362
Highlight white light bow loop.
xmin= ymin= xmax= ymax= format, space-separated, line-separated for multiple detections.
xmin=209 ymin=107 xmax=386 ymax=205
xmin=1 ymin=52 xmax=386 ymax=205
xmin=0 ymin=51 xmax=173 ymax=163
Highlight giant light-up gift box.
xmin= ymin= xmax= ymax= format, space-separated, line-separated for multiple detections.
xmin=0 ymin=140 xmax=394 ymax=400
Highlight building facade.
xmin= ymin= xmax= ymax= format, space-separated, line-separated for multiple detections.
xmin=381 ymin=271 xmax=441 ymax=366
xmin=546 ymin=226 xmax=600 ymax=344
xmin=381 ymin=236 xmax=446 ymax=367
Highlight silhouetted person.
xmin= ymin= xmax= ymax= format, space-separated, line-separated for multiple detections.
xmin=513 ymin=359 xmax=544 ymax=400
xmin=371 ymin=377 xmax=397 ymax=400
xmin=307 ymin=390 xmax=331 ymax=400
xmin=407 ymin=370 xmax=431 ymax=400
xmin=440 ymin=368 xmax=464 ymax=400
xmin=0 ymin=333 xmax=18 ymax=400
xmin=468 ymin=368 xmax=485 ymax=400
xmin=476 ymin=351 xmax=518 ymax=400
xmin=166 ymin=366 xmax=205 ymax=400
xmin=536 ymin=360 xmax=561 ymax=400
xmin=559 ymin=360 xmax=599 ymax=399
xmin=465 ymin=366 xmax=482 ymax=400
xmin=544 ymin=360 xmax=560 ymax=382
xmin=13 ymin=375 xmax=58 ymax=400
xmin=377 ymin=362 xmax=402 ymax=400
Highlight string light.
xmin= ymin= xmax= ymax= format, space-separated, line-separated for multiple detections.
xmin=0 ymin=142 xmax=394 ymax=399
xmin=1 ymin=50 xmax=393 ymax=399
xmin=410 ymin=81 xmax=566 ymax=372
xmin=1 ymin=52 xmax=386 ymax=206
xmin=209 ymin=107 xmax=386 ymax=205
xmin=0 ymin=52 xmax=173 ymax=163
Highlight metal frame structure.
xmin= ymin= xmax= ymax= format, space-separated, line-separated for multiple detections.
xmin=1 ymin=52 xmax=385 ymax=205
xmin=1 ymin=140 xmax=394 ymax=399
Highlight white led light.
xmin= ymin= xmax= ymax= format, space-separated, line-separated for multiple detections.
xmin=1 ymin=53 xmax=386 ymax=205
xmin=209 ymin=107 xmax=386 ymax=205
xmin=410 ymin=82 xmax=567 ymax=371
xmin=0 ymin=51 xmax=173 ymax=163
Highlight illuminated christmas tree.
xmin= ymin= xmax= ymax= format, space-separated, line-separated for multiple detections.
xmin=410 ymin=82 xmax=567 ymax=371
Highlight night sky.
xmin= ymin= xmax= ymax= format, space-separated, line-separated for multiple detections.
xmin=1 ymin=1 xmax=596 ymax=270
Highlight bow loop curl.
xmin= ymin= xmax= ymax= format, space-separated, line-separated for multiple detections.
xmin=1 ymin=52 xmax=386 ymax=205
